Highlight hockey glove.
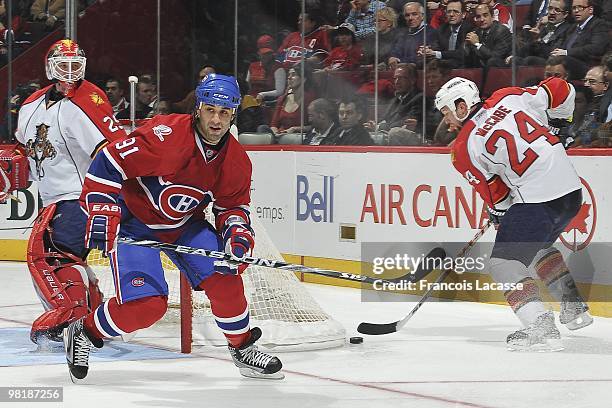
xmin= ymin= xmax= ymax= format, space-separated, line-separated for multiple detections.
xmin=487 ymin=207 xmax=506 ymax=226
xmin=216 ymin=221 xmax=255 ymax=275
xmin=548 ymin=117 xmax=574 ymax=149
xmin=0 ymin=150 xmax=29 ymax=203
xmin=85 ymin=197 xmax=121 ymax=255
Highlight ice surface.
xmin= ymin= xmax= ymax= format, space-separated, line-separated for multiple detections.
xmin=1 ymin=261 xmax=611 ymax=408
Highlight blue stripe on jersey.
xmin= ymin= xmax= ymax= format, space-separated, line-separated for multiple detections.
xmin=96 ymin=303 xmax=121 ymax=337
xmin=88 ymin=149 xmax=125 ymax=187
xmin=215 ymin=314 xmax=250 ymax=332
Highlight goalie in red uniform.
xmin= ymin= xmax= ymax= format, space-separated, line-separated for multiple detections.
xmin=2 ymin=39 xmax=124 ymax=346
xmin=435 ymin=76 xmax=592 ymax=351
xmin=63 ymin=74 xmax=283 ymax=382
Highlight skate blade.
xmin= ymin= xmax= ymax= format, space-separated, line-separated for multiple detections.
xmin=507 ymin=339 xmax=564 ymax=352
xmin=69 ymin=371 xmax=88 ymax=384
xmin=565 ymin=313 xmax=593 ymax=331
xmin=238 ymin=367 xmax=285 ymax=380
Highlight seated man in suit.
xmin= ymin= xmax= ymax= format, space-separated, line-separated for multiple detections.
xmin=418 ymin=0 xmax=473 ymax=68
xmin=322 ymin=98 xmax=374 ymax=145
xmin=507 ymin=0 xmax=572 ymax=66
xmin=550 ymin=0 xmax=609 ymax=77
xmin=464 ymin=4 xmax=512 ymax=68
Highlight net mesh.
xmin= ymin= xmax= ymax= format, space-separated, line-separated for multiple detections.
xmin=89 ymin=212 xmax=345 ymax=351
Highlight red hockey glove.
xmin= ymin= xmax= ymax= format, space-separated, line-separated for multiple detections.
xmin=216 ymin=221 xmax=255 ymax=275
xmin=85 ymin=201 xmax=121 ymax=255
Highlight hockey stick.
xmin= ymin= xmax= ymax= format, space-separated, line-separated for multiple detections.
xmin=357 ymin=220 xmax=492 ymax=335
xmin=117 ymin=238 xmax=445 ymax=287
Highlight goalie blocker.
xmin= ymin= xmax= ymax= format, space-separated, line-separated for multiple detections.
xmin=0 ymin=148 xmax=29 ymax=202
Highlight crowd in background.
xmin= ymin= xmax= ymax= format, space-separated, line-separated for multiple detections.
xmin=1 ymin=0 xmax=611 ymax=146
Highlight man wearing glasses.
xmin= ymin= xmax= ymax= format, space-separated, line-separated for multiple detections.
xmin=507 ymin=0 xmax=571 ymax=66
xmin=583 ymin=65 xmax=609 ymax=123
xmin=550 ymin=0 xmax=608 ymax=72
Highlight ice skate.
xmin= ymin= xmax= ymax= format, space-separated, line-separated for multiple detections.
xmin=560 ymin=294 xmax=593 ymax=330
xmin=507 ymin=312 xmax=563 ymax=352
xmin=63 ymin=317 xmax=103 ymax=383
xmin=228 ymin=327 xmax=284 ymax=380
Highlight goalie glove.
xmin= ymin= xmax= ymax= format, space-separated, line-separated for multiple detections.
xmin=84 ymin=194 xmax=121 ymax=256
xmin=0 ymin=149 xmax=29 ymax=203
xmin=216 ymin=216 xmax=255 ymax=275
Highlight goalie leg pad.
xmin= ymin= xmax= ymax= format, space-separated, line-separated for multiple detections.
xmin=199 ymin=273 xmax=250 ymax=347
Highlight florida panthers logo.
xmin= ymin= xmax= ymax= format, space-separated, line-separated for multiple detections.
xmin=152 ymin=125 xmax=172 ymax=141
xmin=25 ymin=123 xmax=57 ymax=178
xmin=158 ymin=184 xmax=212 ymax=220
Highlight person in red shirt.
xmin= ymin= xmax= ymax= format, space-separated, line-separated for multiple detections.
xmin=322 ymin=23 xmax=363 ymax=71
xmin=267 ymin=67 xmax=316 ymax=134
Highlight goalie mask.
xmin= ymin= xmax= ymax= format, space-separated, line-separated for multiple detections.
xmin=45 ymin=39 xmax=87 ymax=97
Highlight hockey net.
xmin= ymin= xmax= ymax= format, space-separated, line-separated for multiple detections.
xmin=88 ymin=210 xmax=346 ymax=352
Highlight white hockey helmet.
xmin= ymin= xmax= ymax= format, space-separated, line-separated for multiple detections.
xmin=435 ymin=77 xmax=481 ymax=121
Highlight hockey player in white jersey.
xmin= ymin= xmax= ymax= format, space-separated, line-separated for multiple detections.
xmin=2 ymin=39 xmax=126 ymax=346
xmin=435 ymin=76 xmax=592 ymax=351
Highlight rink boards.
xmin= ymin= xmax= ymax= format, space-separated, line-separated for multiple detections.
xmin=1 ymin=148 xmax=611 ymax=314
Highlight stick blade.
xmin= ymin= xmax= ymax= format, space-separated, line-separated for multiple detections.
xmin=357 ymin=321 xmax=398 ymax=335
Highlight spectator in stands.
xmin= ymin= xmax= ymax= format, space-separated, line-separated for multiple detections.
xmin=277 ymin=10 xmax=330 ymax=68
xmin=261 ymin=67 xmax=316 ymax=135
xmin=116 ymin=76 xmax=155 ymax=119
xmin=248 ymin=35 xmax=286 ymax=104
xmin=544 ymin=55 xmax=573 ymax=80
xmin=148 ymin=98 xmax=172 ymax=117
xmin=425 ymin=59 xmax=452 ymax=142
xmin=172 ymin=65 xmax=215 ymax=113
xmin=583 ymin=65 xmax=609 ymax=123
xmin=361 ymin=7 xmax=399 ymax=67
xmin=600 ymin=52 xmax=612 ymax=123
xmin=388 ymin=2 xmax=438 ymax=68
xmin=507 ymin=0 xmax=571 ymax=67
xmin=524 ymin=0 xmax=548 ymax=30
xmin=591 ymin=121 xmax=612 ymax=147
xmin=0 ymin=80 xmax=40 ymax=143
xmin=31 ymin=0 xmax=65 ymax=30
xmin=568 ymin=85 xmax=596 ymax=146
xmin=364 ymin=63 xmax=422 ymax=134
xmin=302 ymin=98 xmax=339 ymax=145
xmin=0 ymin=0 xmax=26 ymax=65
xmin=105 ymin=78 xmax=128 ymax=114
xmin=550 ymin=0 xmax=609 ymax=74
xmin=420 ymin=0 xmax=473 ymax=68
xmin=322 ymin=97 xmax=374 ymax=145
xmin=464 ymin=4 xmax=512 ymax=68
xmin=343 ymin=0 xmax=386 ymax=40
xmin=322 ymin=23 xmax=363 ymax=71
xmin=427 ymin=0 xmax=449 ymax=29
xmin=236 ymin=79 xmax=264 ymax=133
xmin=477 ymin=0 xmax=513 ymax=32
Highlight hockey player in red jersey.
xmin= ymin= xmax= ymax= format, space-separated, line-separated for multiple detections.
xmin=435 ymin=76 xmax=592 ymax=351
xmin=63 ymin=74 xmax=283 ymax=382
xmin=2 ymin=39 xmax=125 ymax=346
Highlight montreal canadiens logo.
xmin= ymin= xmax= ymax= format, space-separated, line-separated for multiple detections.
xmin=159 ymin=184 xmax=210 ymax=220
xmin=132 ymin=277 xmax=145 ymax=287
xmin=559 ymin=177 xmax=596 ymax=251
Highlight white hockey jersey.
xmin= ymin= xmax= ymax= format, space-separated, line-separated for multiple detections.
xmin=451 ymin=77 xmax=581 ymax=208
xmin=15 ymin=81 xmax=125 ymax=206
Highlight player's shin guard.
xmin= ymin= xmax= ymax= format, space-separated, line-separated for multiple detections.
xmin=84 ymin=296 xmax=168 ymax=340
xmin=534 ymin=248 xmax=592 ymax=330
xmin=490 ymin=258 xmax=549 ymax=327
xmin=198 ymin=273 xmax=251 ymax=347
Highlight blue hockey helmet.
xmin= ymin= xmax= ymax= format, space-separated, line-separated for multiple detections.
xmin=195 ymin=74 xmax=241 ymax=110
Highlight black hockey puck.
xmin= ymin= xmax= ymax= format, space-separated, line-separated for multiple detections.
xmin=349 ymin=336 xmax=364 ymax=344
